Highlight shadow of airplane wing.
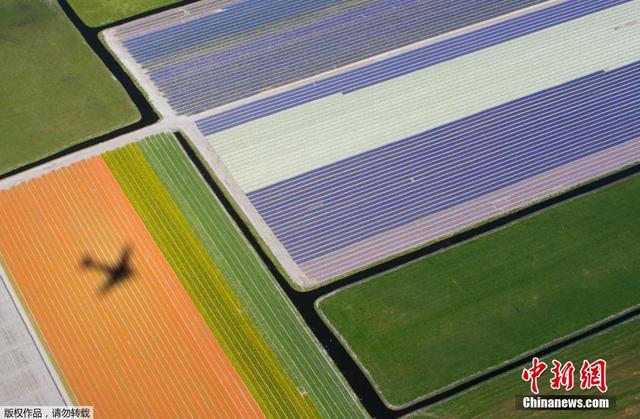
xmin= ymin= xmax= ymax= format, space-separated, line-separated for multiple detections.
xmin=80 ymin=244 xmax=136 ymax=297
xmin=117 ymin=245 xmax=132 ymax=269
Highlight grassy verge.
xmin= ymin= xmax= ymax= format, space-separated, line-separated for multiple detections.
xmin=67 ymin=0 xmax=178 ymax=27
xmin=0 ymin=0 xmax=138 ymax=175
xmin=410 ymin=317 xmax=640 ymax=418
xmin=318 ymin=174 xmax=640 ymax=406
xmin=137 ymin=133 xmax=365 ymax=417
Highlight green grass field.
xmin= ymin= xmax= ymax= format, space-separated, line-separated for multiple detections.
xmin=0 ymin=0 xmax=138 ymax=175
xmin=410 ymin=317 xmax=640 ymax=418
xmin=105 ymin=134 xmax=365 ymax=418
xmin=318 ymin=174 xmax=640 ymax=407
xmin=68 ymin=0 xmax=178 ymax=27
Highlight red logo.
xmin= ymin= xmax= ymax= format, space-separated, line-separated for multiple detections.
xmin=580 ymin=359 xmax=608 ymax=393
xmin=522 ymin=358 xmax=607 ymax=394
xmin=550 ymin=360 xmax=575 ymax=391
xmin=521 ymin=357 xmax=547 ymax=394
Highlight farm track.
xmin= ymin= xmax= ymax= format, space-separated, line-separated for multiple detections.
xmin=0 ymin=1 xmax=638 ymax=418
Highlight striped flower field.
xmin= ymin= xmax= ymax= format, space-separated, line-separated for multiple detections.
xmin=0 ymin=133 xmax=364 ymax=418
xmin=105 ymin=0 xmax=640 ymax=291
xmin=191 ymin=0 xmax=640 ymax=287
xmin=136 ymin=134 xmax=363 ymax=418
xmin=112 ymin=0 xmax=544 ymax=115
xmin=0 ymin=158 xmax=261 ymax=417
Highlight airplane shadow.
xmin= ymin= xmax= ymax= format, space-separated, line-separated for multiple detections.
xmin=80 ymin=244 xmax=136 ymax=297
